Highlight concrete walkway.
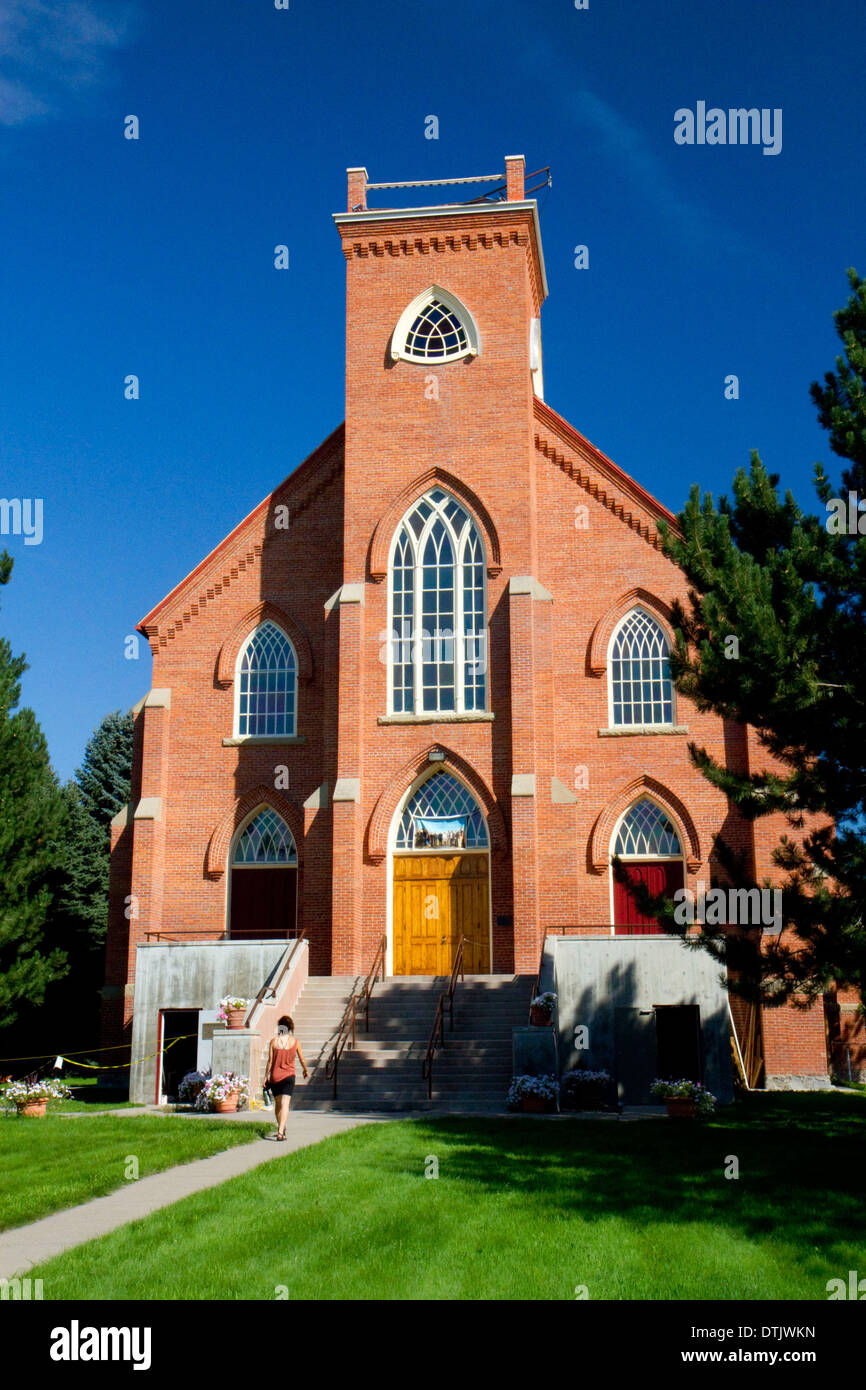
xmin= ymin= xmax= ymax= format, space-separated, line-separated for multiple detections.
xmin=0 ymin=1111 xmax=389 ymax=1279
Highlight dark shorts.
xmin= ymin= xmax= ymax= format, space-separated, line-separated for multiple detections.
xmin=269 ymin=1076 xmax=295 ymax=1097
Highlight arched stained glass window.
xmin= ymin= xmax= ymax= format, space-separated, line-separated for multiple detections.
xmin=391 ymin=286 xmax=479 ymax=364
xmin=236 ymin=620 xmax=297 ymax=737
xmin=405 ymin=300 xmax=468 ymax=360
xmin=614 ymin=799 xmax=681 ymax=858
xmin=396 ymin=771 xmax=488 ymax=850
xmin=233 ymin=808 xmax=298 ymax=865
xmin=609 ymin=608 xmax=673 ymax=727
xmin=390 ymin=489 xmax=487 ymax=715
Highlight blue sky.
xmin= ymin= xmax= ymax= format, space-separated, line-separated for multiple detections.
xmin=0 ymin=0 xmax=863 ymax=781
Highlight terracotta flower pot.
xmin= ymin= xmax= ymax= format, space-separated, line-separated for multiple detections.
xmin=214 ymin=1093 xmax=239 ymax=1114
xmin=530 ymin=1006 xmax=553 ymax=1027
xmin=521 ymin=1093 xmax=549 ymax=1113
xmin=665 ymin=1098 xmax=697 ymax=1119
xmin=226 ymin=1009 xmax=247 ymax=1030
xmin=16 ymin=1099 xmax=48 ymax=1117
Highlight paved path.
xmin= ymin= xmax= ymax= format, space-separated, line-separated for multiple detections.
xmin=0 ymin=1112 xmax=388 ymax=1279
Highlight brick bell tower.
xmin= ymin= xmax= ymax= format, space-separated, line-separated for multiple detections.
xmin=328 ymin=158 xmax=550 ymax=974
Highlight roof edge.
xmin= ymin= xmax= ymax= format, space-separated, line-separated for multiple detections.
xmin=137 ymin=422 xmax=345 ymax=633
xmin=534 ymin=397 xmax=680 ymax=533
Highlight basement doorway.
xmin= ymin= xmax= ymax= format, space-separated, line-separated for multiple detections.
xmin=614 ymin=1003 xmax=703 ymax=1104
xmin=655 ymin=1004 xmax=702 ymax=1083
xmin=158 ymin=1009 xmax=199 ymax=1104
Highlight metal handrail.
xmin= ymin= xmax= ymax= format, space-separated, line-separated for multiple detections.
xmin=322 ymin=935 xmax=388 ymax=1099
xmin=324 ymin=991 xmax=360 ymax=1099
xmin=530 ymin=931 xmax=548 ymax=1022
xmin=422 ymin=995 xmax=446 ymax=1100
xmin=143 ymin=928 xmax=303 ymax=942
xmin=245 ymin=930 xmax=307 ymax=1028
xmin=358 ymin=934 xmax=387 ymax=1032
xmin=443 ymin=935 xmax=466 ymax=1030
xmin=421 ymin=936 xmax=467 ymax=1099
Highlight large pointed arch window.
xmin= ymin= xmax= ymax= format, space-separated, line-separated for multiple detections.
xmin=609 ymin=607 xmax=674 ymax=727
xmin=235 ymin=620 xmax=297 ymax=738
xmin=390 ymin=489 xmax=487 ymax=714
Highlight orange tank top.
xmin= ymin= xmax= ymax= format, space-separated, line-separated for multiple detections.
xmin=271 ymin=1041 xmax=297 ymax=1081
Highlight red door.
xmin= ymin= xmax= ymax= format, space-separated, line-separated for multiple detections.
xmin=230 ymin=867 xmax=297 ymax=939
xmin=614 ymin=861 xmax=683 ymax=935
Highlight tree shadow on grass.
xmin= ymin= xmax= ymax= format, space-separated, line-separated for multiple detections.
xmin=388 ymin=1093 xmax=866 ymax=1269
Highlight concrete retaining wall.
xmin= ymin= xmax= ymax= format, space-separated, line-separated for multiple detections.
xmin=552 ymin=935 xmax=734 ymax=1104
xmin=129 ymin=940 xmax=293 ymax=1103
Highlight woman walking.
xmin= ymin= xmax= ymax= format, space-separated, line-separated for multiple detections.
xmin=264 ymin=1015 xmax=308 ymax=1140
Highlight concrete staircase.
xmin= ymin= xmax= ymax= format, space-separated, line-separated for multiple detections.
xmin=283 ymin=974 xmax=531 ymax=1113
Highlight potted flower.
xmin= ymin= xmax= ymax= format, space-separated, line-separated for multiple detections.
xmin=194 ymin=1071 xmax=251 ymax=1114
xmin=217 ymin=996 xmax=251 ymax=1030
xmin=529 ymin=991 xmax=557 ymax=1026
xmin=506 ymin=1074 xmax=560 ymax=1114
xmin=650 ymin=1078 xmax=717 ymax=1119
xmin=4 ymin=1078 xmax=72 ymax=1117
xmin=177 ymin=1069 xmax=210 ymax=1106
xmin=560 ymin=1068 xmax=613 ymax=1111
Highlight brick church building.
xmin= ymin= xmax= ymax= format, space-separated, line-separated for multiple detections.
xmin=102 ymin=156 xmax=855 ymax=1101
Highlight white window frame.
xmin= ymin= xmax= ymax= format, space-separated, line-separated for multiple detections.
xmin=233 ymin=620 xmax=298 ymax=739
xmin=606 ymin=606 xmax=676 ymax=729
xmin=390 ymin=285 xmax=480 ymax=364
xmin=387 ymin=489 xmax=488 ymax=716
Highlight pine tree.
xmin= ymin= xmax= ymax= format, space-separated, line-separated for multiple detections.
xmin=59 ymin=710 xmax=134 ymax=947
xmin=642 ymin=269 xmax=866 ymax=1003
xmin=33 ymin=711 xmax=134 ymax=1053
xmin=0 ymin=552 xmax=69 ymax=1029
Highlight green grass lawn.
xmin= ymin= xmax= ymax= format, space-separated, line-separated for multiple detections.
xmin=27 ymin=1091 xmax=866 ymax=1301
xmin=0 ymin=1114 xmax=270 ymax=1232
xmin=53 ymin=1076 xmax=142 ymax=1112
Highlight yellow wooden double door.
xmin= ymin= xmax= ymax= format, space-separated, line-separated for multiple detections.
xmin=393 ymin=854 xmax=490 ymax=975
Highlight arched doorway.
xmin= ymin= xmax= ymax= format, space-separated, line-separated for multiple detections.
xmin=390 ymin=769 xmax=491 ymax=975
xmin=610 ymin=797 xmax=684 ymax=935
xmin=229 ymin=807 xmax=298 ymax=939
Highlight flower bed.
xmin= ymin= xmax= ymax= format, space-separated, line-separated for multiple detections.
xmin=194 ymin=1072 xmax=252 ymax=1113
xmin=529 ymin=991 xmax=557 ymax=1025
xmin=650 ymin=1078 xmax=717 ymax=1117
xmin=177 ymin=1070 xmax=210 ymax=1105
xmin=3 ymin=1079 xmax=73 ymax=1115
xmin=560 ymin=1068 xmax=614 ymax=1111
xmin=217 ymin=997 xmax=252 ymax=1030
xmin=506 ymin=1074 xmax=559 ymax=1113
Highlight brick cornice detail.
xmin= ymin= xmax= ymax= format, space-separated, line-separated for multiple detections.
xmin=366 ymin=747 xmax=508 ymax=864
xmin=206 ymin=786 xmax=304 ymax=878
xmin=588 ymin=775 xmax=702 ymax=875
xmin=216 ymin=602 xmax=314 ymax=687
xmin=535 ymin=430 xmax=665 ymax=550
xmin=587 ymin=588 xmax=677 ymax=676
xmin=368 ymin=468 xmax=502 ymax=581
xmin=340 ymin=218 xmax=544 ymax=314
xmin=140 ymin=428 xmax=344 ymax=653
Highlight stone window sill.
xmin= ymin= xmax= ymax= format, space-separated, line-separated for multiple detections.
xmin=378 ymin=712 xmax=495 ymax=725
xmin=597 ymin=725 xmax=688 ymax=738
xmin=222 ymin=735 xmax=307 ymax=746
